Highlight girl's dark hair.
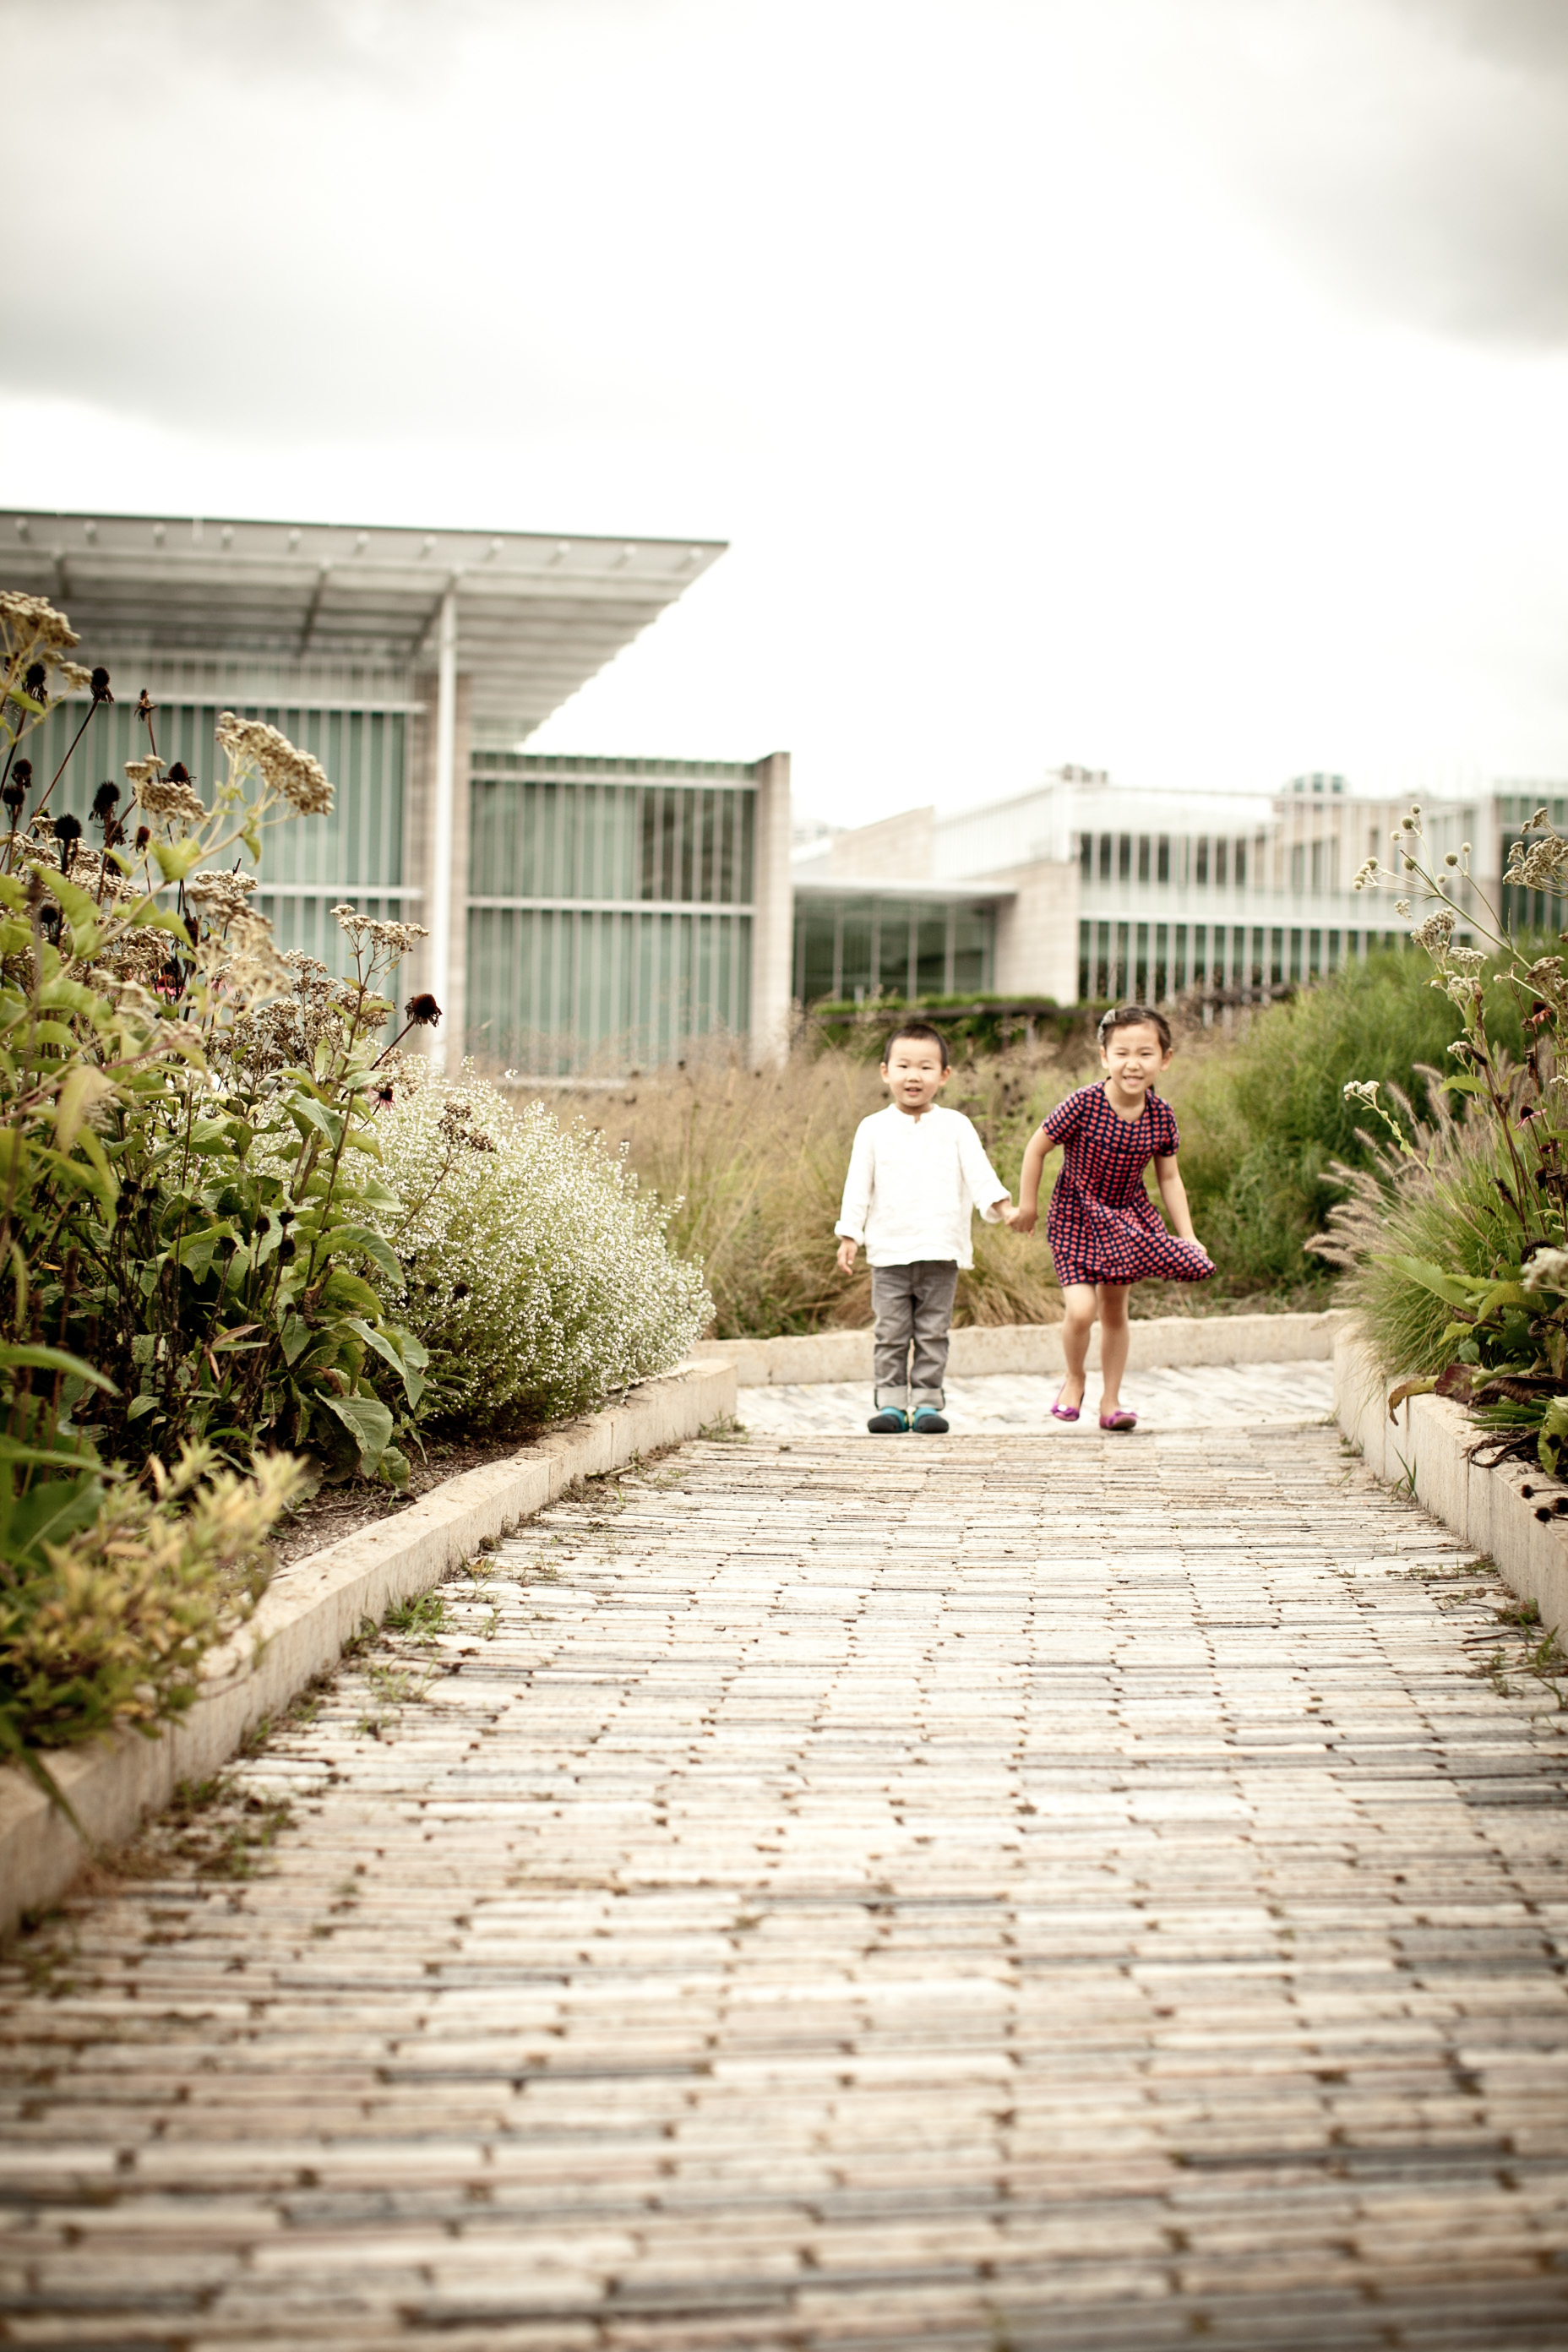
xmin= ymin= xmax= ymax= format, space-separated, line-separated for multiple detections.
xmin=1097 ymin=1003 xmax=1173 ymax=1052
xmin=885 ymin=1018 xmax=950 ymax=1069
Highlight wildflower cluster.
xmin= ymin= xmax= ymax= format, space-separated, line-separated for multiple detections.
xmin=131 ymin=763 xmax=206 ymax=828
xmin=376 ymin=1057 xmax=710 ymax=1432
xmin=216 ymin=712 xmax=333 ymax=816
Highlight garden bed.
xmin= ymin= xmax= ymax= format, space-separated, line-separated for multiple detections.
xmin=0 ymin=1358 xmax=737 ymax=1939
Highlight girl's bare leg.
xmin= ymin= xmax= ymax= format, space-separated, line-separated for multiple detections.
xmin=1059 ymin=1283 xmax=1097 ymax=1409
xmin=1097 ymin=1283 xmax=1131 ymax=1415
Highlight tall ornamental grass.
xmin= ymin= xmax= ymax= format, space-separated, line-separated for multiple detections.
xmin=1309 ymin=804 xmax=1568 ymax=1475
xmin=530 ymin=956 xmax=1497 ymax=1336
xmin=529 ymin=1050 xmax=1069 ymax=1339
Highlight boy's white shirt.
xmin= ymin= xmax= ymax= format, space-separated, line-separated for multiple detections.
xmin=836 ymin=1102 xmax=1008 ymax=1269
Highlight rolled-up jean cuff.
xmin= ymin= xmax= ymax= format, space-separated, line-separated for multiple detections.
xmin=910 ymin=1388 xmax=945 ymax=1412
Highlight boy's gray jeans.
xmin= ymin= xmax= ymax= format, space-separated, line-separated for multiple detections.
xmin=871 ymin=1260 xmax=959 ymax=1413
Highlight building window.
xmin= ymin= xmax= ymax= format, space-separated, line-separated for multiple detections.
xmin=1137 ymin=836 xmax=1151 ymax=884
xmin=1080 ymin=832 xmax=1092 ymax=876
xmin=1234 ymin=841 xmax=1247 ymax=889
xmin=1195 ymin=837 xmax=1209 ymax=886
xmin=1157 ymin=834 xmax=1170 ymax=884
xmin=1099 ymin=834 xmax=1112 ymax=881
xmin=1215 ymin=838 xmax=1228 ymax=889
xmin=1290 ymin=843 xmax=1304 ymax=894
xmin=1118 ymin=834 xmax=1131 ymax=882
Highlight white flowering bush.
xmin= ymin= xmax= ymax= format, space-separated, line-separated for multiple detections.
xmin=376 ymin=1058 xmax=710 ymax=1431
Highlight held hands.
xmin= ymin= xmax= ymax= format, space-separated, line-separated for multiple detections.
xmin=1011 ymin=1203 xmax=1037 ymax=1235
xmin=836 ymin=1236 xmax=858 ymax=1277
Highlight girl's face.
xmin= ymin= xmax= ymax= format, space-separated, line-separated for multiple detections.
xmin=1101 ymin=1022 xmax=1171 ymax=1093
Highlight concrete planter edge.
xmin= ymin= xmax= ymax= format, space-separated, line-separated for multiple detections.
xmin=1332 ymin=1328 xmax=1568 ymax=1638
xmin=698 ymin=1306 xmax=1353 ymax=1388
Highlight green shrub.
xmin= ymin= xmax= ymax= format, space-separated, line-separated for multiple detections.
xmin=378 ymin=1059 xmax=711 ymax=1431
xmin=0 ymin=1440 xmax=302 ymax=1799
xmin=1167 ymin=950 xmax=1520 ymax=1293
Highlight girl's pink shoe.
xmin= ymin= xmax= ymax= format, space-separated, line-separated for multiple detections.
xmin=1052 ymin=1389 xmax=1081 ymax=1422
xmin=1099 ymin=1408 xmax=1137 ymax=1432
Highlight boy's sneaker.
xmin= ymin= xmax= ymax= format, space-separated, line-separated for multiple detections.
xmin=912 ymin=1408 xmax=949 ymax=1435
xmin=866 ymin=1408 xmax=908 ymax=1433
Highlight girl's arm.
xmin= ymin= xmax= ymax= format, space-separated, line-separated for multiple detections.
xmin=1153 ymin=1152 xmax=1208 ymax=1255
xmin=1013 ymin=1127 xmax=1054 ymax=1234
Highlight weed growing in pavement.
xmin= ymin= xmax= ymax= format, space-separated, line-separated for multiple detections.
xmin=148 ymin=1773 xmax=294 ymax=1879
xmin=385 ymin=1590 xmax=449 ymax=1642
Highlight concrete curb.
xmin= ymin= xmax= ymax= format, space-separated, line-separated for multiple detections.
xmin=0 ymin=1358 xmax=737 ymax=1940
xmin=697 ymin=1308 xmax=1351 ymax=1388
xmin=1333 ymin=1328 xmax=1568 ymax=1637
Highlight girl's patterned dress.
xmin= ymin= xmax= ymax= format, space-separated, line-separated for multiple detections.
xmin=1043 ymin=1083 xmax=1213 ymax=1288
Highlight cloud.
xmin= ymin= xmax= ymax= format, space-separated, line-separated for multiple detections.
xmin=1165 ymin=0 xmax=1568 ymax=346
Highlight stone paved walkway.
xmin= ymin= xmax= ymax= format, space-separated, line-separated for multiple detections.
xmin=4 ymin=1406 xmax=1568 ymax=2349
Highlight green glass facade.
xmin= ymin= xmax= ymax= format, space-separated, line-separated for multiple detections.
xmin=468 ymin=754 xmax=755 ymax=1071
xmin=792 ymin=892 xmax=994 ymax=1004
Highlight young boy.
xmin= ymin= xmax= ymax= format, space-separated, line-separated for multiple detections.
xmin=835 ymin=1021 xmax=1015 ymax=1434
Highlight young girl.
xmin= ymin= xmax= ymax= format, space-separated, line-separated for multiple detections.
xmin=1014 ymin=1004 xmax=1212 ymax=1431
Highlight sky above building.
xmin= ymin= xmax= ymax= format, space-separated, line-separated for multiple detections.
xmin=6 ymin=0 xmax=1567 ymax=825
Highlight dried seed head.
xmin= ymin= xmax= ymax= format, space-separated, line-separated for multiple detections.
xmin=405 ymin=992 xmax=442 ymax=1026
xmin=90 ymin=666 xmax=112 ymax=703
xmin=90 ymin=780 xmax=120 ymax=821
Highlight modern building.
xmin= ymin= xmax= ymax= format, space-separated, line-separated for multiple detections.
xmin=8 ymin=510 xmax=794 ymax=1071
xmin=792 ymin=766 xmax=1558 ymax=1008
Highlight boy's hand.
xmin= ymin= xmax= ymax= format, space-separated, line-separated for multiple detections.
xmin=836 ymin=1237 xmax=858 ymax=1276
xmin=1012 ymin=1205 xmax=1037 ymax=1235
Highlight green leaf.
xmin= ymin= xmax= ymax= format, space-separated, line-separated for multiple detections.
xmin=344 ymin=1316 xmax=425 ymax=1408
xmin=151 ymin=836 xmax=204 ymax=884
xmin=318 ymin=1266 xmax=384 ymax=1318
xmin=314 ymin=1223 xmax=401 ymax=1285
xmin=1379 ymin=1255 xmax=1480 ymax=1312
xmin=0 ymin=1342 xmax=117 ymax=1393
xmin=288 ymin=1095 xmax=341 ymax=1149
xmin=323 ymin=1392 xmax=394 ymax=1476
xmin=0 ymin=1469 xmax=104 ymax=1568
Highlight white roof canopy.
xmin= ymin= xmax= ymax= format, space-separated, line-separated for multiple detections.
xmin=5 ymin=510 xmax=727 ymax=732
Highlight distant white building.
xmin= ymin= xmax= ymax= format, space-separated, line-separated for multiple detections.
xmin=791 ymin=766 xmax=1561 ymax=1006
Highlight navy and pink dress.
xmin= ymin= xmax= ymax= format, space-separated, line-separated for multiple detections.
xmin=1043 ymin=1083 xmax=1213 ymax=1289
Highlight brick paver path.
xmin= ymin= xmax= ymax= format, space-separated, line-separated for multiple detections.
xmin=4 ymin=1420 xmax=1568 ymax=2349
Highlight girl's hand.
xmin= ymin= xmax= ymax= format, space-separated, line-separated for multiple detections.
xmin=1012 ymin=1205 xmax=1037 ymax=1235
xmin=836 ymin=1237 xmax=858 ymax=1276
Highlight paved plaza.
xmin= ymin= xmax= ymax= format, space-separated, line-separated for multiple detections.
xmin=3 ymin=1386 xmax=1568 ymax=2348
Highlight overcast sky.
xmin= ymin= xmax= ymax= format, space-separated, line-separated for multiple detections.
xmin=5 ymin=0 xmax=1567 ymax=824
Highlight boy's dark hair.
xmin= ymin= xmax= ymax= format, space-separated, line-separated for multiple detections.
xmin=884 ymin=1018 xmax=950 ymax=1069
xmin=1097 ymin=1003 xmax=1173 ymax=1053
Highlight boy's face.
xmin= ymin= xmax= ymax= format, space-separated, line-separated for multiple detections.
xmin=881 ymin=1037 xmax=950 ymax=1114
xmin=1100 ymin=1021 xmax=1171 ymax=1092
